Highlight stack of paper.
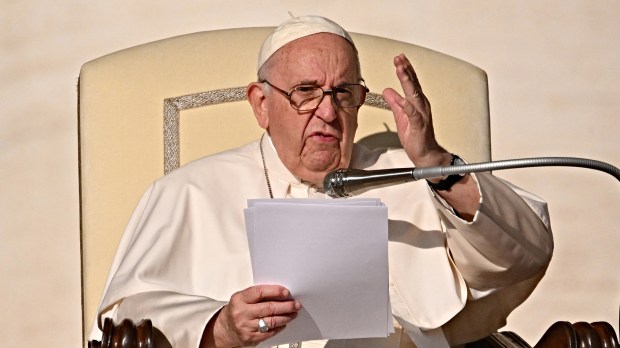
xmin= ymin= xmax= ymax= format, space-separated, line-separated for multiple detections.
xmin=244 ymin=198 xmax=393 ymax=346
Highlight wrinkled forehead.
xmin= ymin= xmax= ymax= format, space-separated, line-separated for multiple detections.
xmin=282 ymin=34 xmax=358 ymax=69
xmin=261 ymin=33 xmax=362 ymax=84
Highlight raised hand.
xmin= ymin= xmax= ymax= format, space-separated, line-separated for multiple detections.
xmin=382 ymin=53 xmax=452 ymax=168
xmin=381 ymin=53 xmax=480 ymax=219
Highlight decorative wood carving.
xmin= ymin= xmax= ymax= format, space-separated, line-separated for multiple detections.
xmin=532 ymin=321 xmax=619 ymax=348
xmin=88 ymin=317 xmax=171 ymax=348
xmin=467 ymin=321 xmax=619 ymax=348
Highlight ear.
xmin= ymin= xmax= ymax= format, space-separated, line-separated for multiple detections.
xmin=247 ymin=82 xmax=269 ymax=129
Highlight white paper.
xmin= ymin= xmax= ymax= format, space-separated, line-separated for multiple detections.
xmin=244 ymin=198 xmax=392 ymax=346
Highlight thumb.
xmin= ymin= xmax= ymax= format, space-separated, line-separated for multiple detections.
xmin=382 ymin=88 xmax=402 ymax=110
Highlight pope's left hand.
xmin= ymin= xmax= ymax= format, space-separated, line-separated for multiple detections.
xmin=382 ymin=53 xmax=452 ymax=168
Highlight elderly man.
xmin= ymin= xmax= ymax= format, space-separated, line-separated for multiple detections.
xmin=89 ymin=16 xmax=553 ymax=348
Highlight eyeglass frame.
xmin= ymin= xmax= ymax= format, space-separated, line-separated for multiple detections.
xmin=260 ymin=79 xmax=369 ymax=111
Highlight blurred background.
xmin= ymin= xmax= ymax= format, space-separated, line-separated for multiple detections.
xmin=1 ymin=1 xmax=618 ymax=347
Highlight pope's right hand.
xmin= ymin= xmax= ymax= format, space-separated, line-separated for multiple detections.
xmin=202 ymin=285 xmax=301 ymax=348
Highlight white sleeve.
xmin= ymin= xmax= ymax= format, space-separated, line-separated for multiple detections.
xmin=113 ymin=291 xmax=226 ymax=348
xmin=432 ymin=172 xmax=553 ymax=290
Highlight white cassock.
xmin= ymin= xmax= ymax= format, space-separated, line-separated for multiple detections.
xmin=88 ymin=134 xmax=553 ymax=348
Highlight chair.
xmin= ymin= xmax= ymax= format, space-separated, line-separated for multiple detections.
xmin=78 ymin=27 xmax=492 ymax=346
xmin=89 ymin=318 xmax=619 ymax=348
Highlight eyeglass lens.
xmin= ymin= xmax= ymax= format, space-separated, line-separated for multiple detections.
xmin=290 ymin=85 xmax=366 ymax=111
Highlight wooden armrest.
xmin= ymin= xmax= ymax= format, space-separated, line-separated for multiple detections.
xmin=532 ymin=321 xmax=619 ymax=348
xmin=466 ymin=331 xmax=532 ymax=348
xmin=467 ymin=321 xmax=619 ymax=348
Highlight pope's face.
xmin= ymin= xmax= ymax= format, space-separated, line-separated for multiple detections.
xmin=252 ymin=33 xmax=361 ymax=186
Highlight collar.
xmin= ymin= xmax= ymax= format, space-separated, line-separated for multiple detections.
xmin=260 ymin=133 xmax=327 ymax=199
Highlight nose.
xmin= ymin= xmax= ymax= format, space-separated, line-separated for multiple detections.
xmin=314 ymin=92 xmax=338 ymax=122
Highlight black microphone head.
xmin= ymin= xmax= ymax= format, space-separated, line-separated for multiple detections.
xmin=323 ymin=169 xmax=350 ymax=198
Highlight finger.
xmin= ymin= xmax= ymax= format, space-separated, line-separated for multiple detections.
xmin=241 ymin=321 xmax=283 ymax=346
xmin=256 ymin=311 xmax=299 ymax=333
xmin=397 ymin=54 xmax=423 ymax=92
xmin=220 ymin=305 xmax=296 ymax=346
xmin=247 ymin=298 xmax=301 ymax=322
xmin=382 ymin=88 xmax=409 ymax=115
xmin=383 ymin=88 xmax=419 ymax=121
xmin=394 ymin=54 xmax=424 ymax=99
xmin=242 ymin=313 xmax=297 ymax=346
xmin=238 ymin=285 xmax=292 ymax=304
xmin=388 ymin=72 xmax=430 ymax=123
xmin=229 ymin=285 xmax=300 ymax=323
xmin=393 ymin=54 xmax=417 ymax=97
xmin=249 ymin=325 xmax=286 ymax=345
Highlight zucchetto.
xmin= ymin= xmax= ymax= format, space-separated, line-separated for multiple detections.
xmin=257 ymin=15 xmax=355 ymax=71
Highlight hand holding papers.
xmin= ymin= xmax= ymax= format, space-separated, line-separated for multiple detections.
xmin=244 ymin=198 xmax=393 ymax=346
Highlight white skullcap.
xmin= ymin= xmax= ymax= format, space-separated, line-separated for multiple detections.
xmin=257 ymin=15 xmax=355 ymax=71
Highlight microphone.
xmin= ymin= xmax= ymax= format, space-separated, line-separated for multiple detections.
xmin=323 ymin=157 xmax=620 ymax=198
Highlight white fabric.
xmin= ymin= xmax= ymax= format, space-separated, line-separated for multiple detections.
xmin=257 ymin=15 xmax=354 ymax=71
xmin=88 ymin=134 xmax=553 ymax=348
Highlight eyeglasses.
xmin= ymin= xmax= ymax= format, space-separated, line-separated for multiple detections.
xmin=262 ymin=80 xmax=369 ymax=112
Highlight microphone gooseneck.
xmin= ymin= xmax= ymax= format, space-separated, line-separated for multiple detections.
xmin=323 ymin=157 xmax=620 ymax=198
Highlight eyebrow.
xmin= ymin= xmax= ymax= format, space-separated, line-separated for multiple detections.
xmin=296 ymin=79 xmax=360 ymax=87
xmin=298 ymin=79 xmax=319 ymax=85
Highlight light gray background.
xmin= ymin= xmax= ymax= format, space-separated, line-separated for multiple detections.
xmin=1 ymin=1 xmax=618 ymax=347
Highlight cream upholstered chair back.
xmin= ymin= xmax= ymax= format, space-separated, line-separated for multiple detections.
xmin=78 ymin=27 xmax=490 ymax=340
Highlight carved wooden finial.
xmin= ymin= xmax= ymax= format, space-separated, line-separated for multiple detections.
xmin=88 ymin=317 xmax=167 ymax=348
xmin=533 ymin=321 xmax=619 ymax=348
